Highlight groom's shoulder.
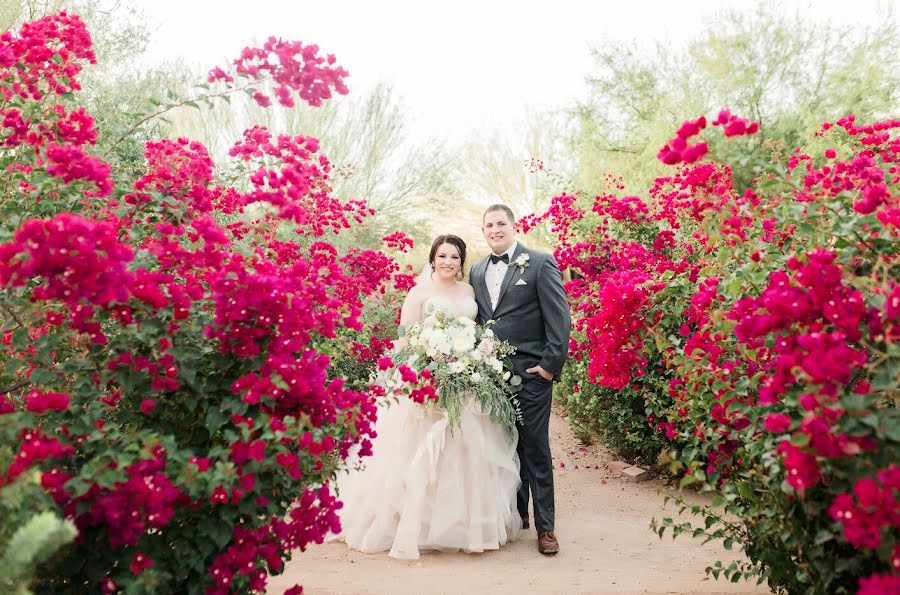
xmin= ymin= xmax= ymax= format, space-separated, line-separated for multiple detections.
xmin=522 ymin=245 xmax=554 ymax=264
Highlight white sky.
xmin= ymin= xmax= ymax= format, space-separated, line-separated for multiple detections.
xmin=138 ymin=0 xmax=892 ymax=145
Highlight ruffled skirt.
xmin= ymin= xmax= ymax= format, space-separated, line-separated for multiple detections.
xmin=332 ymin=395 xmax=522 ymax=559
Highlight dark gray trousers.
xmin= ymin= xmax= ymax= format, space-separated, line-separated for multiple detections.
xmin=515 ymin=374 xmax=555 ymax=532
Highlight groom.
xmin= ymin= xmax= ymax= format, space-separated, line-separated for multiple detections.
xmin=470 ymin=204 xmax=571 ymax=555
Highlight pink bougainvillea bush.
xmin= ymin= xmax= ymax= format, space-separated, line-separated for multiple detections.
xmin=0 ymin=12 xmax=411 ymax=594
xmin=527 ymin=111 xmax=898 ymax=592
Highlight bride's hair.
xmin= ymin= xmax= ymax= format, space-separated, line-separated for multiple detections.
xmin=428 ymin=234 xmax=467 ymax=279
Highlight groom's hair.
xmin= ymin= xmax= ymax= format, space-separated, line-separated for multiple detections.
xmin=428 ymin=234 xmax=467 ymax=274
xmin=483 ymin=204 xmax=515 ymax=224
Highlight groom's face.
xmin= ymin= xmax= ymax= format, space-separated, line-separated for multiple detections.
xmin=482 ymin=209 xmax=516 ymax=255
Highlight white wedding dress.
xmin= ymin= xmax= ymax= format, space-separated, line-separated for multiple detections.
xmin=332 ymin=296 xmax=522 ymax=559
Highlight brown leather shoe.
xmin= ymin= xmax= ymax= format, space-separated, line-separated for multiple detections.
xmin=521 ymin=517 xmax=530 ymax=530
xmin=538 ymin=531 xmax=559 ymax=555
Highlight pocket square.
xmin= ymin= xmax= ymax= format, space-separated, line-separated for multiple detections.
xmin=515 ymin=279 xmax=527 ymax=286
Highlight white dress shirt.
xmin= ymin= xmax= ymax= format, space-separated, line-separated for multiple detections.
xmin=485 ymin=241 xmax=517 ymax=311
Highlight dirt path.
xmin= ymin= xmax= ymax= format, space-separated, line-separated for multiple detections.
xmin=269 ymin=411 xmax=770 ymax=595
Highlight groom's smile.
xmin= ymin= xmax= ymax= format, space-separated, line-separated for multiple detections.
xmin=482 ymin=208 xmax=517 ymax=255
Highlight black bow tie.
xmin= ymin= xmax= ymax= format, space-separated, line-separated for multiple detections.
xmin=490 ymin=253 xmax=510 ymax=265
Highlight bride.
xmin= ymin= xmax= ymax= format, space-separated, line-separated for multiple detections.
xmin=332 ymin=234 xmax=522 ymax=559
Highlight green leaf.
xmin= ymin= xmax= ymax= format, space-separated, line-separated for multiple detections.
xmin=871 ymin=360 xmax=899 ymax=391
xmin=205 ymin=408 xmax=226 ymax=434
xmin=199 ymin=517 xmax=231 ymax=548
xmin=790 ymin=433 xmax=810 ymax=447
xmin=813 ymin=529 xmax=834 ymax=545
xmin=0 ymin=511 xmax=76 ymax=582
xmin=29 ymin=368 xmax=56 ymax=386
xmin=270 ymin=374 xmax=290 ymax=392
xmin=886 ymin=419 xmax=900 ymax=443
xmin=680 ymin=475 xmax=697 ymax=488
xmin=11 ymin=328 xmax=29 ymax=351
xmin=5 ymin=358 xmax=27 ymax=374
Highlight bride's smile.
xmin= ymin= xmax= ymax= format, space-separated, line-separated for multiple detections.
xmin=432 ymin=243 xmax=462 ymax=282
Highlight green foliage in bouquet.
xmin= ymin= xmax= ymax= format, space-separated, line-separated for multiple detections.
xmin=393 ymin=309 xmax=521 ymax=435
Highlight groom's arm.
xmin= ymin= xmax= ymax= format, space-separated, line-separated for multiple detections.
xmin=468 ymin=264 xmax=479 ymax=324
xmin=535 ymin=254 xmax=571 ymax=377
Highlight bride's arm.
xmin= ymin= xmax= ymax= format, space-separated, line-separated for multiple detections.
xmin=395 ymin=286 xmax=425 ymax=349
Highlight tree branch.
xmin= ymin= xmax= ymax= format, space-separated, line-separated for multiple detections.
xmin=1 ymin=299 xmax=27 ymax=331
xmin=0 ymin=380 xmax=29 ymax=395
xmin=102 ymin=77 xmax=271 ymax=159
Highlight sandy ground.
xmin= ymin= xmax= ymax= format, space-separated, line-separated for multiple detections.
xmin=269 ymin=411 xmax=770 ymax=595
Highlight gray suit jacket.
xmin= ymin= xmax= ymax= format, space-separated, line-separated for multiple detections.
xmin=470 ymin=243 xmax=571 ymax=378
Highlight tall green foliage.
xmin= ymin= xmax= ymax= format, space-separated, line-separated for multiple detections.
xmin=173 ymin=82 xmax=461 ymax=254
xmin=571 ymin=4 xmax=900 ymax=195
xmin=0 ymin=473 xmax=76 ymax=595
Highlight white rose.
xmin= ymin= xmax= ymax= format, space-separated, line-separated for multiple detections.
xmin=451 ymin=335 xmax=473 ymax=353
xmin=489 ymin=358 xmax=503 ymax=373
xmin=470 ymin=372 xmax=482 ymax=383
xmin=468 ymin=349 xmax=483 ymax=361
xmin=483 ymin=329 xmax=494 ymax=338
xmin=448 ymin=361 xmax=466 ymax=374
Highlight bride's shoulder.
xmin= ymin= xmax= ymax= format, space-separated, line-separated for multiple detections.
xmin=456 ymin=281 xmax=475 ymax=298
xmin=405 ymin=284 xmax=430 ymax=302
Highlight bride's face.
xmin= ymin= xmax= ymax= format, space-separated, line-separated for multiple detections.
xmin=432 ymin=243 xmax=461 ymax=280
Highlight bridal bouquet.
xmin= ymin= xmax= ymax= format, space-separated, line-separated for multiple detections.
xmin=385 ymin=309 xmax=522 ymax=435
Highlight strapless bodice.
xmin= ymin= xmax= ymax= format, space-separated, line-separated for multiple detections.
xmin=422 ymin=296 xmax=478 ymax=321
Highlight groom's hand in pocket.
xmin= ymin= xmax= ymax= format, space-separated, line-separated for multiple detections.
xmin=525 ymin=365 xmax=554 ymax=381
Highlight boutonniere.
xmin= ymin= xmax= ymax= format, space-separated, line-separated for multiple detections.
xmin=512 ymin=253 xmax=530 ymax=273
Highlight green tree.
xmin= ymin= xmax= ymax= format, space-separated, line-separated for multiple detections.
xmin=457 ymin=109 xmax=576 ymax=252
xmin=572 ymin=3 xmax=900 ymax=194
xmin=1 ymin=0 xmax=192 ymax=165
xmin=172 ymin=82 xmax=461 ymax=254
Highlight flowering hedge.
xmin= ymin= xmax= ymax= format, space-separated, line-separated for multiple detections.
xmin=0 ymin=12 xmax=410 ymax=594
xmin=527 ymin=111 xmax=899 ymax=592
